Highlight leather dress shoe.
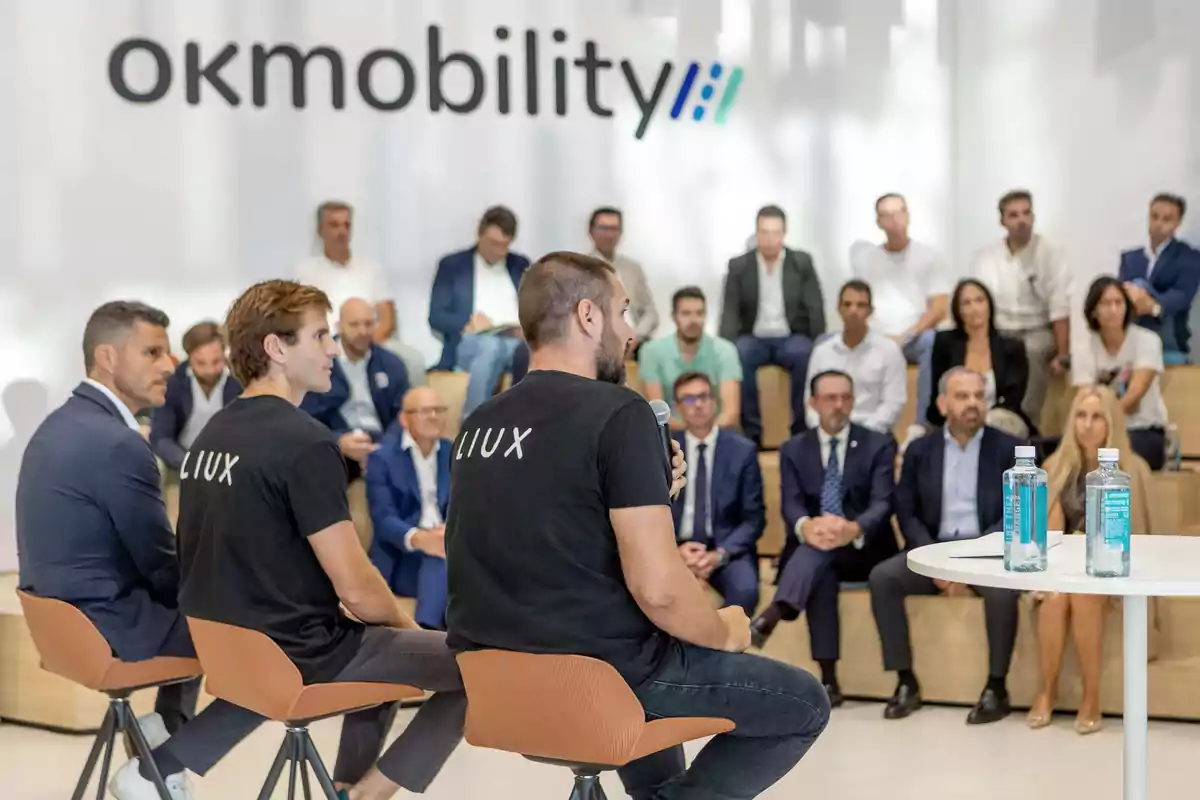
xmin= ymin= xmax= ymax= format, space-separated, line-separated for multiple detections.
xmin=825 ymin=684 xmax=845 ymax=708
xmin=749 ymin=617 xmax=775 ymax=650
xmin=966 ymin=687 xmax=1012 ymax=724
xmin=883 ymin=684 xmax=922 ymax=719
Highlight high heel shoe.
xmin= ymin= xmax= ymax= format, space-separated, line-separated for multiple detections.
xmin=1026 ymin=708 xmax=1052 ymax=729
xmin=1074 ymin=715 xmax=1103 ymax=735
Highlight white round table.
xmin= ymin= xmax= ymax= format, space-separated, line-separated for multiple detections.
xmin=908 ymin=534 xmax=1200 ymax=800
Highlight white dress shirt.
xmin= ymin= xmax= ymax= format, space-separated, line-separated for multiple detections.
xmin=752 ymin=251 xmax=790 ymax=338
xmin=402 ymin=431 xmax=444 ymax=551
xmin=969 ymin=234 xmax=1070 ymax=332
xmin=1145 ymin=237 xmax=1174 ymax=280
xmin=804 ymin=330 xmax=907 ymax=433
xmin=794 ymin=424 xmax=863 ymax=549
xmin=84 ymin=378 xmax=140 ymax=431
xmin=296 ymin=253 xmax=388 ymax=322
xmin=679 ymin=427 xmax=719 ymax=541
xmin=473 ymin=252 xmax=521 ymax=328
xmin=337 ymin=354 xmax=383 ymax=434
xmin=179 ymin=369 xmax=230 ymax=450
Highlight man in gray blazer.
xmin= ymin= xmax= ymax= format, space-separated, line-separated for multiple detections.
xmin=720 ymin=205 xmax=826 ymax=447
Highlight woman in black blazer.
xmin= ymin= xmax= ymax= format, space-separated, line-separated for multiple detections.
xmin=926 ymin=278 xmax=1035 ymax=433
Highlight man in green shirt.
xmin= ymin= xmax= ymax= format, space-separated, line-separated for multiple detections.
xmin=639 ymin=286 xmax=743 ymax=429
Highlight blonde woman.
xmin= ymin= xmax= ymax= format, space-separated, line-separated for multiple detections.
xmin=1028 ymin=386 xmax=1154 ymax=733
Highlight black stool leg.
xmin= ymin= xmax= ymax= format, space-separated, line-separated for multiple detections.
xmin=71 ymin=705 xmax=115 ymax=800
xmin=93 ymin=702 xmax=122 ymax=800
xmin=570 ymin=772 xmax=607 ymax=800
xmin=258 ymin=735 xmax=292 ymax=800
xmin=300 ymin=744 xmax=314 ymax=800
xmin=302 ymin=733 xmax=342 ymax=800
xmin=286 ymin=730 xmax=302 ymax=800
xmin=121 ymin=698 xmax=173 ymax=800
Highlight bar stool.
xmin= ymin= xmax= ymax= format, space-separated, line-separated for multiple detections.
xmin=456 ymin=650 xmax=735 ymax=799
xmin=17 ymin=590 xmax=202 ymax=800
xmin=186 ymin=618 xmax=423 ymax=800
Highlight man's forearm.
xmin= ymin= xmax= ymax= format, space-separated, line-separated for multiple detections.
xmin=1052 ymin=318 xmax=1069 ymax=358
xmin=342 ymin=577 xmax=415 ymax=628
xmin=637 ymin=572 xmax=729 ymax=650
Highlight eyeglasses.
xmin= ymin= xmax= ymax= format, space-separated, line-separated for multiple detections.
xmin=404 ymin=406 xmax=448 ymax=418
xmin=678 ymin=393 xmax=713 ymax=406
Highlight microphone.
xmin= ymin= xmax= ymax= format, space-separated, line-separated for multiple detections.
xmin=648 ymin=399 xmax=674 ymax=483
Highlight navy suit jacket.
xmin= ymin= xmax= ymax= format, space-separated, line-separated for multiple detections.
xmin=149 ymin=361 xmax=242 ymax=470
xmin=300 ymin=343 xmax=410 ymax=438
xmin=1118 ymin=239 xmax=1200 ymax=353
xmin=365 ymin=432 xmax=452 ymax=593
xmin=778 ymin=424 xmax=898 ymax=571
xmin=16 ymin=383 xmax=180 ymax=661
xmin=896 ymin=425 xmax=1022 ymax=550
xmin=670 ymin=429 xmax=765 ymax=560
xmin=429 ymin=247 xmax=530 ymax=369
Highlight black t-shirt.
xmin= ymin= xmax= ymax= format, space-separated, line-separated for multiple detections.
xmin=445 ymin=370 xmax=673 ymax=686
xmin=176 ymin=395 xmax=363 ymax=683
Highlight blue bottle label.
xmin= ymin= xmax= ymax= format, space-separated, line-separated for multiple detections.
xmin=1013 ymin=481 xmax=1046 ymax=545
xmin=1003 ymin=482 xmax=1014 ymax=545
xmin=1102 ymin=488 xmax=1131 ymax=546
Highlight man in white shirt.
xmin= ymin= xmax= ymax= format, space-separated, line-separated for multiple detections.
xmin=428 ymin=206 xmax=531 ymax=415
xmin=365 ymin=387 xmax=452 ymax=630
xmin=850 ymin=194 xmax=951 ymax=442
xmin=588 ymin=206 xmax=659 ymax=351
xmin=969 ymin=190 xmax=1070 ymax=422
xmin=804 ymin=280 xmax=907 ymax=435
xmin=296 ymin=200 xmax=427 ymax=387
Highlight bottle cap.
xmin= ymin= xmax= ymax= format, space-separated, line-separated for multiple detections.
xmin=1098 ymin=447 xmax=1120 ymax=461
xmin=1014 ymin=445 xmax=1036 ymax=458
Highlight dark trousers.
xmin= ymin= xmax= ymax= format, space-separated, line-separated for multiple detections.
xmin=618 ymin=641 xmax=829 ymax=800
xmin=154 ymin=614 xmax=201 ymax=734
xmin=707 ymin=554 xmax=759 ymax=616
xmin=734 ymin=335 xmax=813 ymax=444
xmin=773 ymin=544 xmax=880 ymax=662
xmin=410 ymin=554 xmax=449 ymax=631
xmin=867 ymin=552 xmax=1019 ymax=678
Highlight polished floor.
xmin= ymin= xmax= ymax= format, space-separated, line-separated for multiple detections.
xmin=2 ymin=701 xmax=1197 ymax=798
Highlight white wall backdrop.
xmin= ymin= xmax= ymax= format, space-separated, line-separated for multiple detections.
xmin=2 ymin=0 xmax=1194 ymax=570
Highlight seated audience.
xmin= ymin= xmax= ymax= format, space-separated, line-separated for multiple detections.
xmin=1073 ymin=276 xmax=1169 ymax=470
xmin=150 ymin=320 xmax=241 ymax=472
xmin=1028 ymin=386 xmax=1153 ymax=735
xmin=178 ymin=280 xmax=465 ymax=800
xmin=753 ymin=370 xmax=898 ymax=705
xmin=428 ymin=205 xmax=531 ymax=414
xmin=17 ymin=301 xmax=258 ymax=797
xmin=640 ymin=286 xmax=741 ymax=428
xmin=588 ymin=206 xmax=658 ymax=352
xmin=720 ymin=205 xmax=826 ymax=446
xmin=969 ymin=189 xmax=1070 ymax=420
xmin=296 ymin=200 xmax=427 ymax=386
xmin=300 ymin=298 xmax=410 ymax=481
xmin=850 ymin=194 xmax=951 ymax=445
xmin=927 ymin=279 xmax=1033 ymax=437
xmin=1118 ymin=193 xmax=1200 ymax=364
xmin=804 ymin=280 xmax=907 ymax=435
xmin=670 ymin=371 xmax=765 ymax=616
xmin=366 ymin=387 xmax=452 ymax=631
xmin=869 ymin=367 xmax=1023 ymax=725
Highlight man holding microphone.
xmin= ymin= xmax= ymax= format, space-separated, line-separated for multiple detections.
xmin=445 ymin=252 xmax=830 ymax=799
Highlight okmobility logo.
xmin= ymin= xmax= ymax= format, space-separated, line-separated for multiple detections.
xmin=107 ymin=26 xmax=744 ymax=139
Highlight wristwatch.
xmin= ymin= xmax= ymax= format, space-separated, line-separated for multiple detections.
xmin=715 ymin=548 xmax=729 ymax=567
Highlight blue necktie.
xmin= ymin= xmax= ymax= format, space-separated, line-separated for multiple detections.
xmin=693 ymin=443 xmax=710 ymax=546
xmin=820 ymin=438 xmax=843 ymax=516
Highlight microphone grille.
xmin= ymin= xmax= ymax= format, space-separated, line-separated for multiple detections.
xmin=648 ymin=399 xmax=672 ymax=425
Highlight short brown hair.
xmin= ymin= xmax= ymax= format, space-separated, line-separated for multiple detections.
xmin=316 ymin=200 xmax=352 ymax=227
xmin=518 ymin=251 xmax=615 ymax=348
xmin=478 ymin=205 xmax=518 ymax=238
xmin=224 ymin=280 xmax=331 ymax=385
xmin=998 ymin=189 xmax=1032 ymax=215
xmin=82 ymin=301 xmax=170 ymax=371
xmin=181 ymin=321 xmax=224 ymax=356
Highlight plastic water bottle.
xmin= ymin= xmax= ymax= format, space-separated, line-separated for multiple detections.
xmin=1003 ymin=445 xmax=1048 ymax=571
xmin=1086 ymin=448 xmax=1131 ymax=577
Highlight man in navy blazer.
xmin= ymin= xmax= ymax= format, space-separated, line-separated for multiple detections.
xmin=300 ymin=297 xmax=410 ymax=481
xmin=669 ymin=371 xmax=765 ymax=615
xmin=428 ymin=205 xmax=531 ymax=415
xmin=1118 ymin=193 xmax=1200 ymax=361
xmin=869 ymin=367 xmax=1023 ymax=726
xmin=150 ymin=321 xmax=241 ymax=471
xmin=366 ymin=387 xmax=452 ymax=630
xmin=750 ymin=370 xmax=897 ymax=705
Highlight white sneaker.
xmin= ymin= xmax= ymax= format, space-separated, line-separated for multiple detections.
xmin=136 ymin=712 xmax=171 ymax=751
xmin=108 ymin=757 xmax=194 ymax=800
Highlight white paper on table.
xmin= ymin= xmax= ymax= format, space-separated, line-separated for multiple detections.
xmin=944 ymin=530 xmax=1065 ymax=558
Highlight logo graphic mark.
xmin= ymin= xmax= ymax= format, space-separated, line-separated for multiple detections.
xmin=668 ymin=62 xmax=743 ymax=127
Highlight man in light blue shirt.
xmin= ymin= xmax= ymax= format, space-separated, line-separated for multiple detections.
xmin=939 ymin=425 xmax=983 ymax=540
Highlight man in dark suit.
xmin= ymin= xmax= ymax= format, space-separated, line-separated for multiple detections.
xmin=366 ymin=387 xmax=452 ymax=630
xmin=300 ymin=297 xmax=410 ymax=481
xmin=720 ymin=205 xmax=826 ymax=446
xmin=670 ymin=371 xmax=765 ymax=615
xmin=1118 ymin=193 xmax=1200 ymax=363
xmin=428 ymin=205 xmax=532 ymax=414
xmin=869 ymin=367 xmax=1023 ymax=725
xmin=751 ymin=369 xmax=897 ymax=705
xmin=150 ymin=320 xmax=241 ymax=472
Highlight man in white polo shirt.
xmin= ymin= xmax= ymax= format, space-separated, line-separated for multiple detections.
xmin=296 ymin=200 xmax=427 ymax=387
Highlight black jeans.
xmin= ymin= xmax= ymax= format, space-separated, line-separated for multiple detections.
xmin=618 ymin=641 xmax=830 ymax=800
